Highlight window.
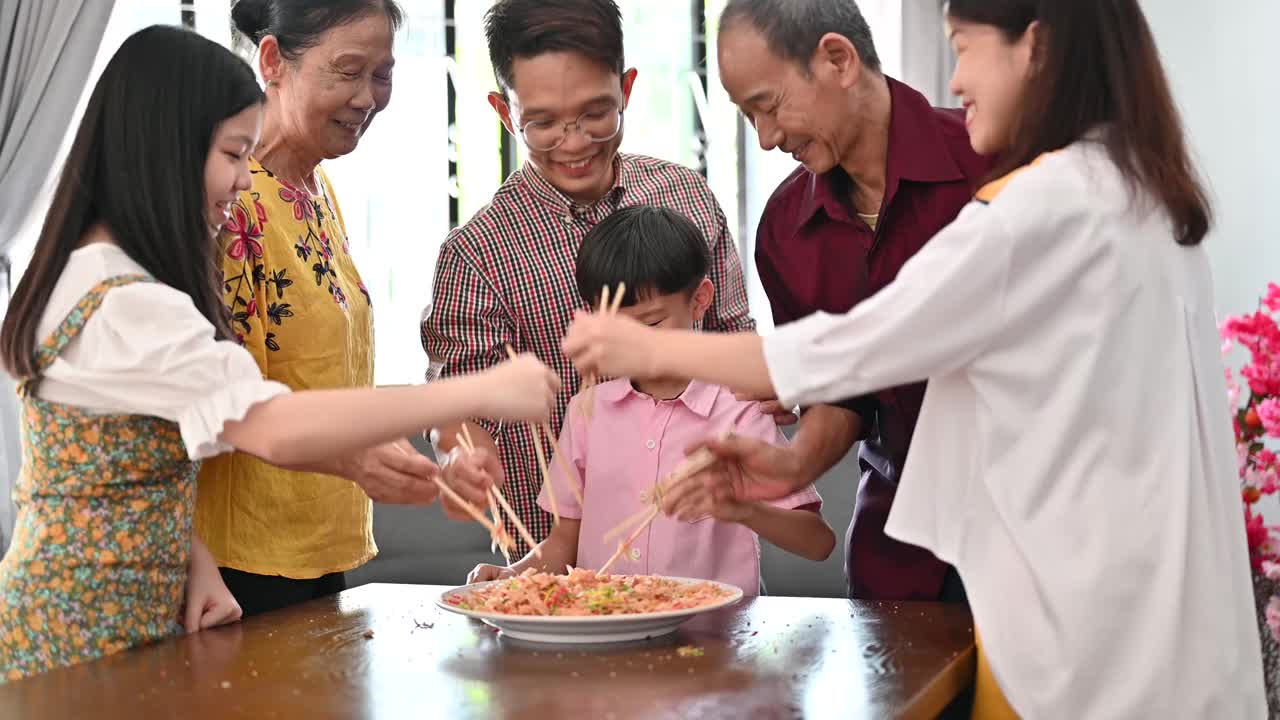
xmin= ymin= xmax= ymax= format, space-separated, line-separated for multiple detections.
xmin=322 ymin=1 xmax=450 ymax=385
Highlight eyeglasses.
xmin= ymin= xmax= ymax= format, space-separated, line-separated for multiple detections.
xmin=516 ymin=107 xmax=624 ymax=152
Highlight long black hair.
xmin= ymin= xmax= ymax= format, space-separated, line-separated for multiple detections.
xmin=1 ymin=25 xmax=265 ymax=378
xmin=946 ymin=0 xmax=1210 ymax=246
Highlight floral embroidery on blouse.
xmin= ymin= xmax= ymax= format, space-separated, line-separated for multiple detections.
xmin=220 ymin=163 xmax=369 ymax=351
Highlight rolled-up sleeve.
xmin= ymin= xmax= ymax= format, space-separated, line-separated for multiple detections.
xmin=39 ymin=284 xmax=290 ymax=461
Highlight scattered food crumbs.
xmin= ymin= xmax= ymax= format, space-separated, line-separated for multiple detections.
xmin=220 ymin=681 xmax=231 ymax=689
xmin=688 ymin=668 xmax=695 ymax=674
xmin=291 ymin=689 xmax=301 ymax=697
xmin=413 ymin=620 xmax=434 ymax=629
xmin=676 ymin=646 xmax=704 ymax=658
xmin=556 ymin=653 xmax=563 ymax=659
xmin=570 ymin=672 xmax=579 ymax=678
xmin=647 ymin=664 xmax=654 ymax=671
xmin=250 ymin=670 xmax=259 ymax=678
xmin=609 ymin=671 xmax=617 ymax=678
xmin=363 ymin=629 xmax=375 ymax=639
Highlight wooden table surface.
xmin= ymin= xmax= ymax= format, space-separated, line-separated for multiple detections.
xmin=0 ymin=583 xmax=975 ymax=720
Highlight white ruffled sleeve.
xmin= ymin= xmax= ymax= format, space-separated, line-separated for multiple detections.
xmin=37 ymin=282 xmax=291 ymax=460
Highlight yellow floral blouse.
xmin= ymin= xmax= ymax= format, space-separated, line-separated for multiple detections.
xmin=195 ymin=157 xmax=376 ymax=579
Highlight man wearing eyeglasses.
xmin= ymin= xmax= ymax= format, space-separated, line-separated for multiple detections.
xmin=421 ymin=0 xmax=755 ymax=557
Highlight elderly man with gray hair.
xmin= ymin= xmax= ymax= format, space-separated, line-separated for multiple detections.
xmin=703 ymin=0 xmax=992 ymax=603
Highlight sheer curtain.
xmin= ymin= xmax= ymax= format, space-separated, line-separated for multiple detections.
xmin=0 ymin=0 xmax=118 ymax=555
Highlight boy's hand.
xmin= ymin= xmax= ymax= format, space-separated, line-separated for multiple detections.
xmin=467 ymin=563 xmax=516 ymax=585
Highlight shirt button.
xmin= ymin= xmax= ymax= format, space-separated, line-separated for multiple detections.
xmin=562 ymin=215 xmax=572 ymax=225
xmin=645 ymin=440 xmax=656 ymax=450
xmin=629 ymin=548 xmax=642 ymax=561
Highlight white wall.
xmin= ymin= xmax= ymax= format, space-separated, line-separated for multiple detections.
xmin=1143 ymin=1 xmax=1280 ymax=525
xmin=1143 ymin=0 xmax=1280 ymax=318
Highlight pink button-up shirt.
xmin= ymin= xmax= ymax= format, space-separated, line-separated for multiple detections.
xmin=538 ymin=378 xmax=823 ymax=596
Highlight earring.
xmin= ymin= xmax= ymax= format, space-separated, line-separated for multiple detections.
xmin=266 ymin=79 xmax=278 ymax=88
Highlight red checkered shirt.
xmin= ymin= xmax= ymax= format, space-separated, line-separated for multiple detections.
xmin=421 ymin=153 xmax=755 ymax=557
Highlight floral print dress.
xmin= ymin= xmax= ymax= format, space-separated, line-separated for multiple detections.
xmin=0 ymin=276 xmax=196 ymax=683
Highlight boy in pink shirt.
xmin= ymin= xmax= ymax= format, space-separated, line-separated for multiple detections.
xmin=468 ymin=206 xmax=834 ymax=595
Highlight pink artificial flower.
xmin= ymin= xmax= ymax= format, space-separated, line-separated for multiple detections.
xmin=1264 ymin=561 xmax=1280 ymax=582
xmin=1226 ymin=367 xmax=1241 ymax=410
xmin=1246 ymin=508 xmax=1271 ymax=566
xmin=1267 ymin=597 xmax=1280 ymax=644
xmin=1264 ymin=282 xmax=1280 ymax=313
xmin=1258 ymin=397 xmax=1280 ymax=437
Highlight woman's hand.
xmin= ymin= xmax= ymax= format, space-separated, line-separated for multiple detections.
xmin=181 ymin=540 xmax=242 ymax=633
xmin=561 ymin=311 xmax=662 ymax=381
xmin=476 ymin=353 xmax=561 ymax=423
xmin=341 ymin=439 xmax=441 ymax=505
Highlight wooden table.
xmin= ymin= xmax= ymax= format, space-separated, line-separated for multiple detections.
xmin=0 ymin=584 xmax=975 ymax=719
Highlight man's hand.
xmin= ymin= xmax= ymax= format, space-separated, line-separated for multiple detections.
xmin=439 ymin=446 xmax=504 ymax=520
xmin=660 ymin=434 xmax=812 ymax=518
xmin=342 ymin=439 xmax=441 ymax=505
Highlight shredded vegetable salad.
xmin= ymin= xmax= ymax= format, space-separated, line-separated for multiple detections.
xmin=446 ymin=568 xmax=735 ymax=616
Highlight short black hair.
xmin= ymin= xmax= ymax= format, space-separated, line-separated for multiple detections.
xmin=231 ymin=0 xmax=404 ymax=60
xmin=1 ymin=26 xmax=264 ymax=378
xmin=484 ymin=0 xmax=624 ymax=93
xmin=575 ymin=206 xmax=711 ymax=309
xmin=721 ymin=0 xmax=881 ymax=74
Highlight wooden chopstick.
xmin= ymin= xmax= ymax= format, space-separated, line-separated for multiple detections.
xmin=454 ymin=429 xmax=527 ymax=559
xmin=542 ymin=422 xmax=585 ymax=507
xmin=487 ymin=489 xmax=510 ymax=562
xmin=598 ymin=505 xmax=658 ymax=575
xmin=505 ymin=344 xmax=560 ymax=526
xmin=580 ymin=282 xmax=625 ymax=421
xmin=598 ymin=433 xmax=735 ymax=550
xmin=488 ymin=480 xmax=542 ymax=558
xmin=389 ymin=441 xmax=493 ymax=532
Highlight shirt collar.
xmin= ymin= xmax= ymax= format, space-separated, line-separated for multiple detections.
xmin=597 ymin=377 xmax=721 ymax=417
xmin=798 ymin=76 xmax=967 ymax=223
xmin=520 ymin=153 xmax=630 ymax=217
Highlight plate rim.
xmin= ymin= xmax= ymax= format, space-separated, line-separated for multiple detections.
xmin=435 ymin=575 xmax=744 ymax=625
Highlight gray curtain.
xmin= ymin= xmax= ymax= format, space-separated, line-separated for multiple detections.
xmin=0 ymin=0 xmax=116 ymax=555
xmin=900 ymin=0 xmax=959 ymax=108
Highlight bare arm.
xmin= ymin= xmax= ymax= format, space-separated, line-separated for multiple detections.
xmin=789 ymin=404 xmax=862 ymax=484
xmin=509 ymin=518 xmax=580 ymax=575
xmin=219 ymin=357 xmax=556 ymax=469
xmin=467 ymin=518 xmax=580 ymax=584
xmin=739 ymin=504 xmax=836 ymax=562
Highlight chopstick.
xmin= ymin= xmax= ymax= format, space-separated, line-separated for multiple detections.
xmin=505 ymin=344 xmax=560 ymax=526
xmin=488 ymin=477 xmax=542 ymax=558
xmin=599 ymin=432 xmax=735 ymax=549
xmin=456 ymin=429 xmax=541 ymax=559
xmin=543 ymin=421 xmax=586 ymax=507
xmin=390 ymin=441 xmax=495 ymax=533
xmin=457 ymin=431 xmax=510 ymax=560
xmin=580 ymin=282 xmax=625 ymax=421
xmin=598 ymin=505 xmax=658 ymax=575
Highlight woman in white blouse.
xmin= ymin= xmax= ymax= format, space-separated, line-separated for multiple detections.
xmin=0 ymin=26 xmax=555 ymax=682
xmin=563 ymin=1 xmax=1266 ymax=717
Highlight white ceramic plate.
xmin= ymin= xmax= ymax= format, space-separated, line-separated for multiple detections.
xmin=436 ymin=576 xmax=744 ymax=644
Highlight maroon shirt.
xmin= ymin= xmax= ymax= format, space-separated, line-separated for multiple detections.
xmin=755 ymin=77 xmax=991 ymax=601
